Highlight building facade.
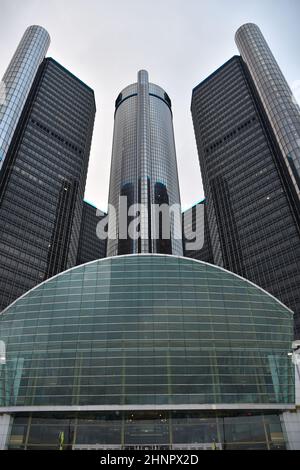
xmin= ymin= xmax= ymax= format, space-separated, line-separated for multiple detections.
xmin=107 ymin=70 xmax=183 ymax=257
xmin=182 ymin=200 xmax=214 ymax=263
xmin=0 ymin=255 xmax=294 ymax=450
xmin=0 ymin=57 xmax=96 ymax=312
xmin=235 ymin=23 xmax=300 ymax=200
xmin=281 ymin=362 xmax=300 ymax=450
xmin=191 ymin=55 xmax=300 ymax=337
xmin=76 ymin=201 xmax=107 ymax=265
xmin=0 ymin=25 xmax=50 ymax=170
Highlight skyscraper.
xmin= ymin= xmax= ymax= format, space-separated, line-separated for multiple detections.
xmin=0 ymin=56 xmax=96 ymax=311
xmin=0 ymin=25 xmax=50 ymax=170
xmin=182 ymin=200 xmax=214 ymax=263
xmin=235 ymin=23 xmax=300 ymax=200
xmin=76 ymin=201 xmax=107 ymax=266
xmin=107 ymin=70 xmax=183 ymax=257
xmin=191 ymin=55 xmax=300 ymax=336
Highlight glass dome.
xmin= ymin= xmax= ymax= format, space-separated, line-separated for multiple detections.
xmin=0 ymin=255 xmax=294 ymax=409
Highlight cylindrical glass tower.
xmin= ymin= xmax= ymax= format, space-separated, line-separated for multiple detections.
xmin=235 ymin=23 xmax=300 ymax=199
xmin=0 ymin=25 xmax=50 ymax=170
xmin=107 ymin=70 xmax=183 ymax=256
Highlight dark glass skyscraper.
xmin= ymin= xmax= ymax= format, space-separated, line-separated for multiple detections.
xmin=0 ymin=57 xmax=96 ymax=311
xmin=182 ymin=200 xmax=214 ymax=263
xmin=107 ymin=70 xmax=183 ymax=257
xmin=235 ymin=23 xmax=300 ymax=200
xmin=0 ymin=25 xmax=50 ymax=170
xmin=76 ymin=201 xmax=107 ymax=265
xmin=191 ymin=55 xmax=300 ymax=336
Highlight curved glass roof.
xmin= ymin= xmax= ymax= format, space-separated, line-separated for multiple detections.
xmin=0 ymin=255 xmax=294 ymax=410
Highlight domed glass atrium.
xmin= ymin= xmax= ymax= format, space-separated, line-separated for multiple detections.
xmin=0 ymin=255 xmax=294 ymax=449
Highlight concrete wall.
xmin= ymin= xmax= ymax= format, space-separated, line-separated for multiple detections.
xmin=281 ymin=409 xmax=300 ymax=450
xmin=0 ymin=414 xmax=11 ymax=450
xmin=281 ymin=364 xmax=300 ymax=450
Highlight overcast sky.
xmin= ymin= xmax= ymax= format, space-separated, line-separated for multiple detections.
xmin=0 ymin=0 xmax=299 ymax=211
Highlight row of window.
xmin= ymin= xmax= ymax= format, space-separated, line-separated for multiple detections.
xmin=31 ymin=119 xmax=83 ymax=155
